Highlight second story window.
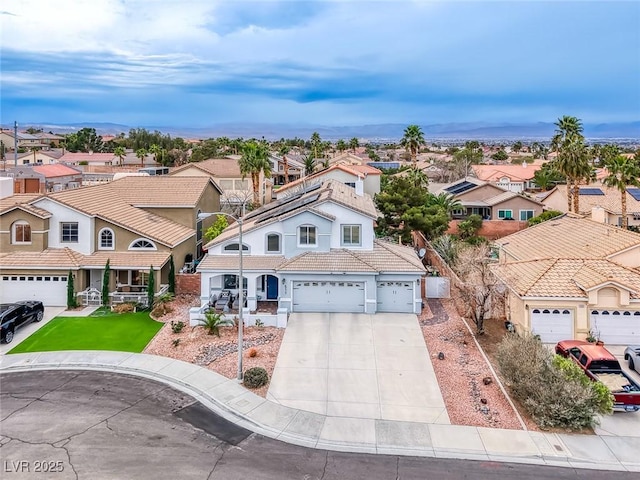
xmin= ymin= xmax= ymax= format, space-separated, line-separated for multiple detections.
xmin=341 ymin=225 xmax=361 ymax=246
xmin=266 ymin=233 xmax=281 ymax=253
xmin=12 ymin=221 xmax=32 ymax=244
xmin=61 ymin=222 xmax=79 ymax=242
xmin=99 ymin=228 xmax=114 ymax=249
xmin=298 ymin=225 xmax=317 ymax=246
xmin=129 ymin=238 xmax=157 ymax=250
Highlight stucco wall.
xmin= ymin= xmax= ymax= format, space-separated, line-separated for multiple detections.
xmin=0 ymin=210 xmax=49 ymax=252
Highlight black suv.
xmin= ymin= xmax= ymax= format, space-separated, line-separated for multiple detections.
xmin=0 ymin=301 xmax=45 ymax=344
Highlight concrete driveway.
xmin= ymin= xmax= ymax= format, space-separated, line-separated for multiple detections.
xmin=267 ymin=313 xmax=449 ymax=424
xmin=0 ymin=306 xmax=65 ymax=355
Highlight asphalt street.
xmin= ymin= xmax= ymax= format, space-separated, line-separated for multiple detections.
xmin=0 ymin=370 xmax=635 ymax=480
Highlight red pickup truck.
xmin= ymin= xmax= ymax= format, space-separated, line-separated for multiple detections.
xmin=555 ymin=340 xmax=640 ymax=412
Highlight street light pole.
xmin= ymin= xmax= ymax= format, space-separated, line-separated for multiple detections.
xmin=198 ymin=211 xmax=244 ymax=382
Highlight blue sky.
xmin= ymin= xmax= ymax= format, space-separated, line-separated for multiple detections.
xmin=1 ymin=0 xmax=639 ymax=127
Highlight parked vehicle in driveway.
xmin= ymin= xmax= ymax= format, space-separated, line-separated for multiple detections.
xmin=556 ymin=340 xmax=640 ymax=412
xmin=624 ymin=345 xmax=640 ymax=375
xmin=0 ymin=301 xmax=45 ymax=344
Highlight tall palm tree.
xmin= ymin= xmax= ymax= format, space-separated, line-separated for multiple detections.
xmin=113 ymin=146 xmax=126 ymax=167
xmin=336 ymin=139 xmax=347 ymax=154
xmin=135 ymin=148 xmax=147 ymax=167
xmin=310 ymin=132 xmax=322 ymax=159
xmin=349 ymin=137 xmax=359 ymax=154
xmin=278 ymin=144 xmax=291 ymax=184
xmin=302 ymin=155 xmax=315 ymax=176
xmin=149 ymin=144 xmax=162 ymax=165
xmin=603 ymin=155 xmax=640 ymax=229
xmin=551 ymin=116 xmax=585 ymax=212
xmin=239 ymin=141 xmax=272 ymax=207
xmin=400 ymin=124 xmax=426 ymax=166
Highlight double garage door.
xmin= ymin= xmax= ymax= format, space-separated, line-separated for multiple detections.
xmin=1 ymin=274 xmax=68 ymax=306
xmin=530 ymin=309 xmax=573 ymax=343
xmin=292 ymin=281 xmax=365 ymax=313
xmin=591 ymin=310 xmax=640 ymax=344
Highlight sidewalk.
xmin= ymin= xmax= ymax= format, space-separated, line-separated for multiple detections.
xmin=1 ymin=351 xmax=638 ymax=472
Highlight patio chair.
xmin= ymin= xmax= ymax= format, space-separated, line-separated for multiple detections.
xmin=215 ymin=290 xmax=232 ymax=311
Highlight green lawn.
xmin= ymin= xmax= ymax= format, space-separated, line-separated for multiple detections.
xmin=8 ymin=310 xmax=163 ymax=354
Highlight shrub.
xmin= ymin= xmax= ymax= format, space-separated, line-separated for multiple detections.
xmin=528 ymin=210 xmax=563 ymax=226
xmin=247 ymin=347 xmax=258 ymax=358
xmin=458 ymin=214 xmax=483 ymax=239
xmin=254 ymin=319 xmax=264 ymax=327
xmin=171 ymin=320 xmax=185 ymax=334
xmin=172 ymin=338 xmax=181 ymax=348
xmin=496 ymin=333 xmax=613 ymax=430
xmin=151 ymin=302 xmax=172 ymax=318
xmin=243 ymin=367 xmax=268 ymax=389
xmin=155 ymin=292 xmax=175 ymax=305
xmin=198 ymin=310 xmax=235 ymax=337
xmin=112 ymin=302 xmax=135 ymax=313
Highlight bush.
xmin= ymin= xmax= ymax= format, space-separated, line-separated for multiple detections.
xmin=528 ymin=210 xmax=563 ymax=226
xmin=155 ymin=293 xmax=175 ymax=305
xmin=496 ymin=333 xmax=613 ymax=430
xmin=247 ymin=347 xmax=258 ymax=358
xmin=458 ymin=214 xmax=483 ymax=239
xmin=151 ymin=302 xmax=172 ymax=318
xmin=243 ymin=367 xmax=268 ymax=389
xmin=112 ymin=302 xmax=135 ymax=313
xmin=171 ymin=320 xmax=185 ymax=334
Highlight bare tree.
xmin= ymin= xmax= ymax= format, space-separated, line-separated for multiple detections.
xmin=453 ymin=244 xmax=505 ymax=334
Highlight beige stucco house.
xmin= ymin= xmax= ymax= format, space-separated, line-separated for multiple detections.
xmin=0 ymin=176 xmax=221 ymax=306
xmin=492 ymin=215 xmax=640 ymax=344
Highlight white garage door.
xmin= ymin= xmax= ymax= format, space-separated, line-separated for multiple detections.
xmin=1 ymin=274 xmax=68 ymax=306
xmin=376 ymin=281 xmax=414 ymax=313
xmin=591 ymin=310 xmax=640 ymax=345
xmin=530 ymin=308 xmax=573 ymax=343
xmin=292 ymin=281 xmax=365 ymax=313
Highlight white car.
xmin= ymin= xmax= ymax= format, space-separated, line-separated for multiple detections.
xmin=624 ymin=346 xmax=640 ymax=374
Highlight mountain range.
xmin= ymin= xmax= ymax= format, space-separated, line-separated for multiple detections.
xmin=4 ymin=121 xmax=639 ymax=141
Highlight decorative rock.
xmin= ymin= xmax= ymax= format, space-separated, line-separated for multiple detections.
xmin=438 ymin=352 xmax=445 ymax=360
xmin=481 ymin=406 xmax=489 ymax=414
xmin=480 ymin=398 xmax=488 ymax=405
xmin=483 ymin=376 xmax=493 ymax=385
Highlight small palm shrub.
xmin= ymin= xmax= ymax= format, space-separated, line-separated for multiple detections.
xmin=171 ymin=320 xmax=185 ymax=334
xmin=198 ymin=310 xmax=235 ymax=337
xmin=243 ymin=367 xmax=268 ymax=389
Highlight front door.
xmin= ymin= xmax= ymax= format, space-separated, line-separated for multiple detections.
xmin=266 ymin=275 xmax=279 ymax=300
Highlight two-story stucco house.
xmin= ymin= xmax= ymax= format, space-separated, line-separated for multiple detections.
xmin=197 ymin=180 xmax=425 ymax=316
xmin=0 ymin=176 xmax=222 ymax=306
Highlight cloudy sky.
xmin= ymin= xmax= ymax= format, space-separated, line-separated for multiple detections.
xmin=1 ymin=0 xmax=639 ymax=128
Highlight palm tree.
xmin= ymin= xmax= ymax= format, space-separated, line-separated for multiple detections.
xmin=603 ymin=155 xmax=640 ymax=229
xmin=278 ymin=144 xmax=291 ymax=184
xmin=239 ymin=141 xmax=272 ymax=207
xmin=427 ymin=192 xmax=463 ymax=217
xmin=405 ymin=167 xmax=429 ymax=189
xmin=310 ymin=132 xmax=322 ymax=159
xmin=149 ymin=144 xmax=162 ymax=165
xmin=400 ymin=124 xmax=426 ymax=166
xmin=302 ymin=155 xmax=315 ymax=176
xmin=512 ymin=141 xmax=523 ymax=153
xmin=113 ymin=146 xmax=126 ymax=167
xmin=551 ymin=116 xmax=585 ymax=212
xmin=135 ymin=148 xmax=147 ymax=167
xmin=198 ymin=310 xmax=235 ymax=337
xmin=349 ymin=137 xmax=359 ymax=154
xmin=336 ymin=139 xmax=347 ymax=154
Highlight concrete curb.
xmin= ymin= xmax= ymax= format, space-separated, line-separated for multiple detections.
xmin=1 ymin=351 xmax=638 ymax=472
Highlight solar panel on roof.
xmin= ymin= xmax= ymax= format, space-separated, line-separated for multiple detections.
xmin=628 ymin=188 xmax=640 ymax=201
xmin=256 ymin=193 xmax=320 ymax=224
xmin=367 ymin=162 xmax=400 ymax=169
xmin=579 ymin=188 xmax=604 ymax=196
xmin=445 ymin=181 xmax=476 ymax=195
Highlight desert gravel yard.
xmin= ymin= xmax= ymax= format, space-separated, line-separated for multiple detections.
xmin=147 ymin=295 xmax=535 ymax=428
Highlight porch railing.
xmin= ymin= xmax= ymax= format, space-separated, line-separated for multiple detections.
xmin=77 ymin=284 xmax=169 ymax=307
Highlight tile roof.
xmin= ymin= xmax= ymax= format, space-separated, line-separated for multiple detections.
xmin=170 ymin=158 xmax=242 ymax=178
xmin=59 ymin=152 xmax=119 ymax=163
xmin=0 ymin=248 xmax=85 ymax=269
xmin=81 ymin=251 xmax=171 ymax=269
xmin=198 ymin=255 xmax=286 ymax=271
xmin=32 ymin=164 xmax=81 ymax=178
xmin=494 ymin=215 xmax=640 ymax=261
xmin=206 ymin=180 xmax=378 ymax=249
xmin=544 ymin=185 xmax=640 ymax=215
xmin=275 ymin=164 xmax=378 ymax=195
xmin=105 ymin=175 xmax=218 ymax=205
xmin=472 ymin=164 xmax=542 ymax=182
xmin=277 ymin=240 xmax=425 ymax=274
xmin=492 ymin=258 xmax=640 ymax=299
xmin=0 ymin=194 xmax=43 ymax=212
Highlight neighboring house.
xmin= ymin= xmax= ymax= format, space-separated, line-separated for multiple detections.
xmin=541 ymin=185 xmax=640 ymax=228
xmin=0 ymin=176 xmax=222 ymax=306
xmin=438 ymin=177 xmax=544 ymax=221
xmin=170 ymin=158 xmax=272 ymax=207
xmin=2 ymin=150 xmax=63 ymax=167
xmin=471 ymin=163 xmax=543 ymax=193
xmin=0 ymin=131 xmax=48 ymax=151
xmin=59 ymin=152 xmax=150 ymax=167
xmin=198 ymin=180 xmax=425 ymax=315
xmin=274 ymin=164 xmax=381 ymax=200
xmin=492 ymin=215 xmax=640 ymax=344
xmin=34 ymin=132 xmax=65 ymax=147
xmin=329 ymin=152 xmax=367 ymax=166
xmin=270 ymin=154 xmax=304 ymax=186
xmin=1 ymin=164 xmax=83 ymax=194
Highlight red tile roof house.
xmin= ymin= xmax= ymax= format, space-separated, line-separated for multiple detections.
xmin=2 ymin=164 xmax=83 ymax=194
xmin=472 ymin=163 xmax=543 ymax=193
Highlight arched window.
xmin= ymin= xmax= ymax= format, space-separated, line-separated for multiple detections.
xmin=223 ymin=243 xmax=249 ymax=252
xmin=98 ymin=228 xmax=114 ymax=250
xmin=12 ymin=221 xmax=31 ymax=244
xmin=128 ymin=238 xmax=157 ymax=250
xmin=266 ymin=233 xmax=281 ymax=253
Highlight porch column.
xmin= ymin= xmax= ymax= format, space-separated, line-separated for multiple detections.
xmin=246 ymin=275 xmax=257 ymax=311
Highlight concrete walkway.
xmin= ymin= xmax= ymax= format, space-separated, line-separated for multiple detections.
xmin=268 ymin=313 xmax=449 ymax=423
xmin=1 ymin=351 xmax=638 ymax=472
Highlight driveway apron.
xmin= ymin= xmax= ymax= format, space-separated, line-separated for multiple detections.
xmin=267 ymin=313 xmax=450 ymax=424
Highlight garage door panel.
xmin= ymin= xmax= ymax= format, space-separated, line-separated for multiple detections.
xmin=1 ymin=275 xmax=68 ymax=306
xmin=591 ymin=311 xmax=640 ymax=345
xmin=293 ymin=281 xmax=364 ymax=313
xmin=530 ymin=308 xmax=573 ymax=343
xmin=376 ymin=281 xmax=414 ymax=313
